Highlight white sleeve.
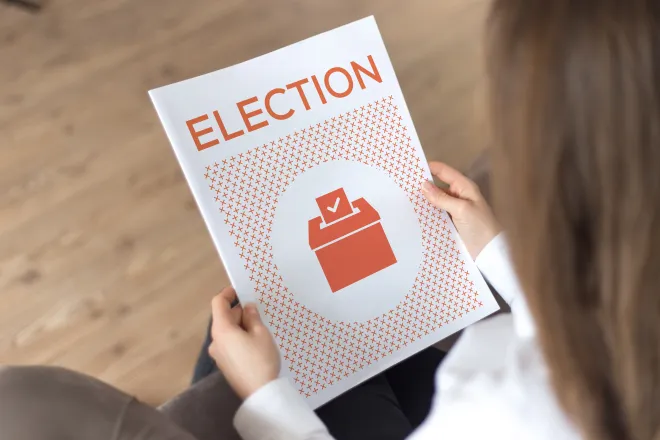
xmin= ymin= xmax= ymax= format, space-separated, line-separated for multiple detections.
xmin=475 ymin=233 xmax=535 ymax=338
xmin=234 ymin=378 xmax=335 ymax=440
xmin=408 ymin=314 xmax=576 ymax=440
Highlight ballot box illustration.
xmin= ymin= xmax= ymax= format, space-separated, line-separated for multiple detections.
xmin=308 ymin=188 xmax=397 ymax=292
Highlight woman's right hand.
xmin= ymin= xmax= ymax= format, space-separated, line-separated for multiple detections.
xmin=208 ymin=287 xmax=281 ymax=400
xmin=421 ymin=161 xmax=501 ymax=259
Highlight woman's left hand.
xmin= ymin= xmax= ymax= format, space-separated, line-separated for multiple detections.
xmin=208 ymin=287 xmax=281 ymax=400
xmin=422 ymin=161 xmax=501 ymax=259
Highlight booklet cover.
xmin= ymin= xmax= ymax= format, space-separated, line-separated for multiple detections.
xmin=150 ymin=16 xmax=499 ymax=408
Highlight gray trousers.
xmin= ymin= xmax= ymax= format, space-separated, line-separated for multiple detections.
xmin=0 ymin=366 xmax=243 ymax=440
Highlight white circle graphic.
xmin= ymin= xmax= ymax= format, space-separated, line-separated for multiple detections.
xmin=271 ymin=161 xmax=423 ymax=322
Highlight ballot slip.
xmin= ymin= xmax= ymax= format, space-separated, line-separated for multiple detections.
xmin=149 ymin=16 xmax=499 ymax=408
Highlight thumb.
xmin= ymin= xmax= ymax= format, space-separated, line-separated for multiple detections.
xmin=422 ymin=181 xmax=468 ymax=216
xmin=241 ymin=303 xmax=266 ymax=333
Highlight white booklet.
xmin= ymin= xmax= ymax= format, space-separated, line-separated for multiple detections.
xmin=150 ymin=16 xmax=499 ymax=408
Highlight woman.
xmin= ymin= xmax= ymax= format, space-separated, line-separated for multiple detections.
xmin=210 ymin=1 xmax=660 ymax=440
xmin=1 ymin=1 xmax=657 ymax=439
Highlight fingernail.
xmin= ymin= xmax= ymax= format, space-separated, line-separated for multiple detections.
xmin=422 ymin=181 xmax=435 ymax=192
xmin=245 ymin=303 xmax=258 ymax=314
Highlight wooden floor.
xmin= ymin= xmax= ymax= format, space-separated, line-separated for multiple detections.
xmin=0 ymin=0 xmax=489 ymax=405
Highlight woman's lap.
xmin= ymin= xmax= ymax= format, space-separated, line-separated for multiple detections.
xmin=385 ymin=347 xmax=445 ymax=428
xmin=316 ymin=348 xmax=445 ymax=440
xmin=317 ymin=373 xmax=413 ymax=440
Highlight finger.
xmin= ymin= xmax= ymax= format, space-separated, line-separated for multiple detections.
xmin=422 ymin=181 xmax=469 ymax=217
xmin=428 ymin=161 xmax=480 ymax=201
xmin=229 ymin=303 xmax=243 ymax=327
xmin=241 ymin=303 xmax=267 ymax=334
xmin=216 ymin=286 xmax=238 ymax=306
xmin=211 ymin=287 xmax=240 ymax=331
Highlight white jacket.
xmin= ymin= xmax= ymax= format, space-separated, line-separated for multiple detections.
xmin=233 ymin=234 xmax=580 ymax=440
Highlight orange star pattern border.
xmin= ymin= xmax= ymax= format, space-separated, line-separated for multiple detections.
xmin=203 ymin=96 xmax=483 ymax=398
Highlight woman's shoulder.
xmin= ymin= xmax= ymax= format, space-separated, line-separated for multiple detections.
xmin=412 ymin=315 xmax=581 ymax=440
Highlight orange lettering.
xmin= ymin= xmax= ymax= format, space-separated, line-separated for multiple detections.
xmin=351 ymin=55 xmax=382 ymax=89
xmin=265 ymin=88 xmax=295 ymax=120
xmin=286 ymin=78 xmax=311 ymax=110
xmin=213 ymin=110 xmax=244 ymax=141
xmin=324 ymin=67 xmax=353 ymax=98
xmin=186 ymin=115 xmax=219 ymax=151
xmin=311 ymin=75 xmax=327 ymax=105
xmin=237 ymin=97 xmax=269 ymax=132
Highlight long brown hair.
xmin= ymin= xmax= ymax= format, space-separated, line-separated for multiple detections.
xmin=487 ymin=1 xmax=660 ymax=439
